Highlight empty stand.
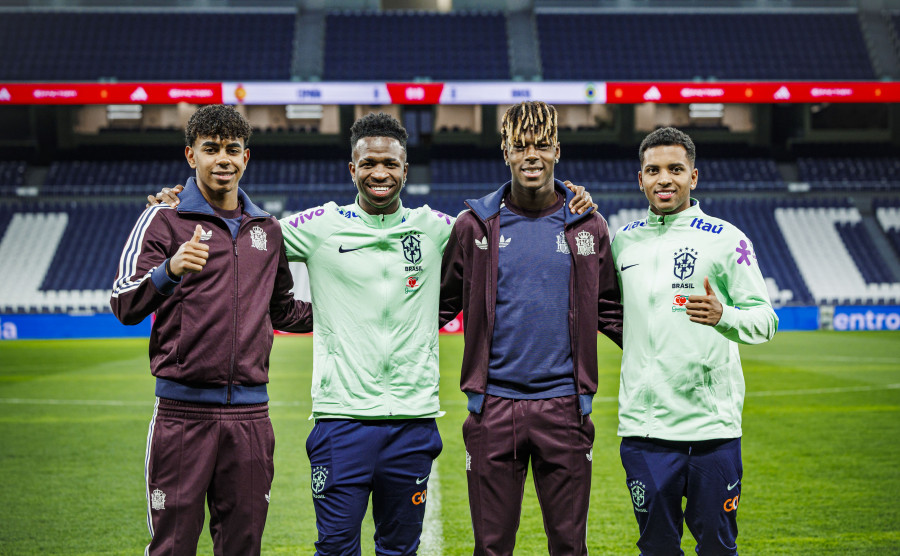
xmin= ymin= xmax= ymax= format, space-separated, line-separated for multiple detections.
xmin=0 ymin=11 xmax=294 ymax=81
xmin=797 ymin=157 xmax=900 ymax=190
xmin=323 ymin=11 xmax=510 ymax=80
xmin=775 ymin=201 xmax=900 ymax=304
xmin=537 ymin=12 xmax=875 ymax=80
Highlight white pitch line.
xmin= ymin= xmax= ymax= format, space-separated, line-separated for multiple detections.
xmin=748 ymin=383 xmax=900 ymax=397
xmin=419 ymin=459 xmax=443 ymax=556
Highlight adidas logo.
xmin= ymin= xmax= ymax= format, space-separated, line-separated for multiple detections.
xmin=199 ymin=229 xmax=212 ymax=241
xmin=474 ymin=235 xmax=512 ymax=250
xmin=130 ymin=86 xmax=148 ymax=102
xmin=643 ymin=86 xmax=662 ymax=101
xmin=773 ymin=86 xmax=790 ymax=100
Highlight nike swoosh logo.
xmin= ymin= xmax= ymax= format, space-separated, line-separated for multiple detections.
xmin=338 ymin=245 xmax=362 ymax=253
xmin=727 ymin=480 xmax=740 ymax=491
xmin=620 ymin=263 xmax=639 ymax=271
xmin=416 ymin=474 xmax=430 ymax=485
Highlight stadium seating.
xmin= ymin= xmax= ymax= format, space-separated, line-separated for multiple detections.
xmin=0 ymin=11 xmax=294 ymax=81
xmin=323 ymin=11 xmax=510 ymax=80
xmin=875 ymin=198 xmax=900 ymax=258
xmin=537 ymin=12 xmax=875 ymax=80
xmin=796 ymin=157 xmax=900 ymax=190
xmin=0 ymin=200 xmax=143 ymax=313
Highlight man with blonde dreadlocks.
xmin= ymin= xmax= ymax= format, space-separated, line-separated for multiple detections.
xmin=439 ymin=101 xmax=623 ymax=555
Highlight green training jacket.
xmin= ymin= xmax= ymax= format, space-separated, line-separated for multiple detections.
xmin=280 ymin=198 xmax=455 ymax=419
xmin=611 ymin=200 xmax=778 ymax=441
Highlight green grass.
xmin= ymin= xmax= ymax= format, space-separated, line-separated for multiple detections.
xmin=0 ymin=331 xmax=898 ymax=555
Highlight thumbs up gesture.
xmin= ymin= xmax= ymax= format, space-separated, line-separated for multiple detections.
xmin=168 ymin=224 xmax=210 ymax=277
xmin=686 ymin=276 xmax=723 ymax=326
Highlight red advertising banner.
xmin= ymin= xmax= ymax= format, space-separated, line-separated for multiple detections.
xmin=606 ymin=81 xmax=900 ymax=104
xmin=0 ymin=83 xmax=222 ymax=105
xmin=385 ymin=83 xmax=445 ymax=104
xmin=1 ymin=81 xmax=897 ymax=105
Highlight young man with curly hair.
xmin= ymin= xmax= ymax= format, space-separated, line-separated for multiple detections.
xmin=112 ymin=104 xmax=313 ymax=556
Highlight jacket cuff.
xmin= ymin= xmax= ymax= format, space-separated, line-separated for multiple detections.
xmin=579 ymin=394 xmax=593 ymax=416
xmin=151 ymin=260 xmax=181 ymax=296
xmin=465 ymin=392 xmax=484 ymax=414
xmin=714 ymin=305 xmax=738 ymax=333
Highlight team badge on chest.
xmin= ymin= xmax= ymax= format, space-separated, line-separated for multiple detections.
xmin=250 ymin=225 xmax=267 ymax=252
xmin=673 ymin=247 xmax=698 ymax=280
xmin=402 ymin=234 xmax=422 ymax=264
xmin=556 ymin=231 xmax=570 ymax=254
xmin=575 ymin=231 xmax=595 ymax=256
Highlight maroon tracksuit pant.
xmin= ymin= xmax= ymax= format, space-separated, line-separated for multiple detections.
xmin=144 ymin=398 xmax=275 ymax=556
xmin=463 ymin=395 xmax=595 ymax=556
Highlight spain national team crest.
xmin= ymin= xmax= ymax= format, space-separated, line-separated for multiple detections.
xmin=311 ymin=466 xmax=329 ymax=498
xmin=401 ymin=234 xmax=422 ymax=264
xmin=150 ymin=488 xmax=166 ymax=510
xmin=575 ymin=231 xmax=595 ymax=256
xmin=556 ymin=231 xmax=571 ymax=254
xmin=673 ymin=247 xmax=698 ymax=280
xmin=250 ymin=225 xmax=267 ymax=252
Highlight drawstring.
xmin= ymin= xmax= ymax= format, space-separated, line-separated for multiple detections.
xmin=512 ymin=399 xmax=517 ymax=462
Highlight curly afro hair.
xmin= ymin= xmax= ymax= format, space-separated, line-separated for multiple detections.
xmin=185 ymin=104 xmax=252 ymax=147
xmin=349 ymin=112 xmax=408 ymax=155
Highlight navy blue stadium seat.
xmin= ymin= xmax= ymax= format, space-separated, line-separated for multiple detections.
xmin=537 ymin=12 xmax=874 ymax=80
xmin=323 ymin=11 xmax=510 ymax=81
xmin=0 ymin=11 xmax=294 ymax=80
xmin=797 ymin=157 xmax=900 ymax=191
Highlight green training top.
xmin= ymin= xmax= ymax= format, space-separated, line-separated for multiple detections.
xmin=280 ymin=198 xmax=455 ymax=419
xmin=611 ymin=200 xmax=778 ymax=441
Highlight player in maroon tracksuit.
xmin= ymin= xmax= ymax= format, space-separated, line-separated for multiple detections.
xmin=439 ymin=101 xmax=623 ymax=555
xmin=110 ymin=105 xmax=312 ymax=556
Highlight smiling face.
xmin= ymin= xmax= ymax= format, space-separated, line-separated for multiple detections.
xmin=185 ymin=135 xmax=249 ymax=209
xmin=349 ymin=136 xmax=408 ymax=215
xmin=639 ymin=144 xmax=698 ymax=215
xmin=504 ymin=130 xmax=559 ymax=196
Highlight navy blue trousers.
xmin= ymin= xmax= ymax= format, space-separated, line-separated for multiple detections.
xmin=306 ymin=419 xmax=442 ymax=556
xmin=620 ymin=437 xmax=742 ymax=556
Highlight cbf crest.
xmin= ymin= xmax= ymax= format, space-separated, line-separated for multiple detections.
xmin=673 ymin=247 xmax=698 ymax=280
xmin=575 ymin=231 xmax=595 ymax=256
xmin=629 ymin=480 xmax=647 ymax=510
xmin=402 ymin=234 xmax=422 ymax=264
xmin=311 ymin=466 xmax=329 ymax=498
xmin=250 ymin=225 xmax=267 ymax=252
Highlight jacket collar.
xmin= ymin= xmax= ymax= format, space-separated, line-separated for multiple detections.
xmin=646 ymin=198 xmax=702 ymax=226
xmin=176 ymin=177 xmax=269 ymax=218
xmin=466 ymin=179 xmax=589 ymax=226
xmin=351 ymin=195 xmax=407 ymax=228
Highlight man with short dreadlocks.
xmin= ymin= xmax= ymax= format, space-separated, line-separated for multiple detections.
xmin=439 ymin=101 xmax=624 ymax=555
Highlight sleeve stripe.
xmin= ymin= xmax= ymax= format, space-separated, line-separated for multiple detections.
xmin=111 ymin=205 xmax=170 ymax=298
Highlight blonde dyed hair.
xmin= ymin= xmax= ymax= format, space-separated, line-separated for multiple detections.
xmin=500 ymin=101 xmax=558 ymax=150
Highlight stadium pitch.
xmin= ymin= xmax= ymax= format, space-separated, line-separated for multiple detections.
xmin=0 ymin=331 xmax=898 ymax=555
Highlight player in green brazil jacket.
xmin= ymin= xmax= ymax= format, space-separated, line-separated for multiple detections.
xmin=280 ymin=197 xmax=453 ymax=419
xmin=613 ymin=127 xmax=777 ymax=556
